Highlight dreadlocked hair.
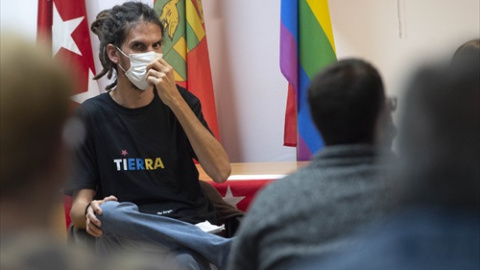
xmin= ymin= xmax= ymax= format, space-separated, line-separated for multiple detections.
xmin=90 ymin=2 xmax=164 ymax=90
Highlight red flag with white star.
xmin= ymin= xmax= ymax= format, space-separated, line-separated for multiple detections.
xmin=210 ymin=180 xmax=274 ymax=211
xmin=37 ymin=0 xmax=100 ymax=104
xmin=37 ymin=0 xmax=101 ymax=228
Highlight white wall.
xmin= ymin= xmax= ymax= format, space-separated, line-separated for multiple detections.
xmin=1 ymin=0 xmax=479 ymax=162
xmin=202 ymin=0 xmax=293 ymax=162
xmin=0 ymin=0 xmax=38 ymax=41
xmin=328 ymin=0 xmax=479 ymax=152
xmin=329 ymin=0 xmax=480 ymax=106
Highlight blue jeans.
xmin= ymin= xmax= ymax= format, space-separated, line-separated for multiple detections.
xmin=96 ymin=201 xmax=232 ymax=270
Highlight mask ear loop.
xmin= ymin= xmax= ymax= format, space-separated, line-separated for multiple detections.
xmin=115 ymin=46 xmax=129 ymax=58
xmin=115 ymin=46 xmax=130 ymax=73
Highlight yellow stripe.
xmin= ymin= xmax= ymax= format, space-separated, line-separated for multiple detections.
xmin=174 ymin=69 xmax=185 ymax=81
xmin=306 ymin=0 xmax=336 ymax=54
xmin=186 ymin=0 xmax=205 ymax=41
xmin=173 ymin=36 xmax=187 ymax=61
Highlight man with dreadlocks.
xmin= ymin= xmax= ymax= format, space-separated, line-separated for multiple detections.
xmin=66 ymin=2 xmax=232 ymax=269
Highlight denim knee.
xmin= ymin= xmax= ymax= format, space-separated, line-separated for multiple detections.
xmin=97 ymin=201 xmax=138 ymax=234
xmin=97 ymin=201 xmax=119 ymax=221
xmin=174 ymin=251 xmax=211 ymax=270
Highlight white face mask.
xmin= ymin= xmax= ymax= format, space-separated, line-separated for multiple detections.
xmin=116 ymin=47 xmax=163 ymax=90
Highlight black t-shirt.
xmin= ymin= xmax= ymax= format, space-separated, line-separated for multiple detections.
xmin=66 ymin=86 xmax=216 ymax=224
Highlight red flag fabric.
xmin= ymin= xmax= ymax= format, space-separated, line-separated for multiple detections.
xmin=37 ymin=0 xmax=99 ymax=104
xmin=37 ymin=0 xmax=99 ymax=228
xmin=210 ymin=180 xmax=274 ymax=212
xmin=36 ymin=0 xmax=52 ymax=46
xmin=284 ymin=84 xmax=297 ymax=147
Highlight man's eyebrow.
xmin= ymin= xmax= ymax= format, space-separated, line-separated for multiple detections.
xmin=129 ymin=39 xmax=163 ymax=46
xmin=129 ymin=40 xmax=146 ymax=46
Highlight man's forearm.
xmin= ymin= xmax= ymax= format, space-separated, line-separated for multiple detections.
xmin=70 ymin=189 xmax=95 ymax=229
xmin=169 ymin=98 xmax=231 ymax=183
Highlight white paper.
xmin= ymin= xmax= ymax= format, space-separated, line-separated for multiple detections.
xmin=195 ymin=221 xmax=225 ymax=234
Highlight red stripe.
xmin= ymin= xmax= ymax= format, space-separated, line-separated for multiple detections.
xmin=36 ymin=0 xmax=52 ymax=46
xmin=176 ymin=81 xmax=188 ymax=89
xmin=63 ymin=195 xmax=72 ymax=229
xmin=187 ymin=37 xmax=220 ymax=139
xmin=284 ymin=83 xmax=297 ymax=147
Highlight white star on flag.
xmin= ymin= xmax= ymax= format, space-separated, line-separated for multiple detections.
xmin=222 ymin=186 xmax=246 ymax=209
xmin=52 ymin=3 xmax=84 ymax=56
xmin=71 ymin=69 xmax=101 ymax=104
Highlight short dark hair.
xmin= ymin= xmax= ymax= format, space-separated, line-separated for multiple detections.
xmin=308 ymin=59 xmax=385 ymax=145
xmin=452 ymin=39 xmax=479 ymax=64
xmin=90 ymin=2 xmax=164 ymax=90
xmin=395 ymin=59 xmax=479 ymax=208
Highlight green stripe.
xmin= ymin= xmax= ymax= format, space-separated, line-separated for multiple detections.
xmin=299 ymin=0 xmax=336 ymax=79
xmin=164 ymin=49 xmax=187 ymax=80
xmin=186 ymin=22 xmax=200 ymax=51
xmin=154 ymin=0 xmax=187 ymax=80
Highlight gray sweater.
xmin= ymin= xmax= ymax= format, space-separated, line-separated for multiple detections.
xmin=227 ymin=145 xmax=391 ymax=270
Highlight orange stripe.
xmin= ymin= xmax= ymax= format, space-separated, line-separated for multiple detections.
xmin=187 ymin=37 xmax=219 ymax=139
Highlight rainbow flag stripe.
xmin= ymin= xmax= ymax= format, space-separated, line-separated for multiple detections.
xmin=280 ymin=0 xmax=337 ymax=160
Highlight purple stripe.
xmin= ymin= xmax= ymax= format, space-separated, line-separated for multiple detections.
xmin=297 ymin=135 xmax=312 ymax=161
xmin=280 ymin=22 xmax=299 ymax=94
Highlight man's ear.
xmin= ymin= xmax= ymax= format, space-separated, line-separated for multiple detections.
xmin=106 ymin=44 xmax=119 ymax=64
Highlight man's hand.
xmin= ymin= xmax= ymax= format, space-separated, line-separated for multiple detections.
xmin=145 ymin=57 xmax=231 ymax=183
xmin=85 ymin=195 xmax=117 ymax=238
xmin=146 ymin=57 xmax=180 ymax=107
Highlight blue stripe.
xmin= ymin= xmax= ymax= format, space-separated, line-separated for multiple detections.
xmin=281 ymin=0 xmax=298 ymax=41
xmin=298 ymin=66 xmax=324 ymax=154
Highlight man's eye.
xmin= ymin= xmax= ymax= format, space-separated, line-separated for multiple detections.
xmin=133 ymin=44 xmax=144 ymax=51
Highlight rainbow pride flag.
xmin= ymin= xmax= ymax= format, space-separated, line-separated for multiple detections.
xmin=280 ymin=0 xmax=337 ymax=160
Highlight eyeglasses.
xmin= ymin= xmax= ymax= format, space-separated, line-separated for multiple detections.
xmin=386 ymin=97 xmax=397 ymax=112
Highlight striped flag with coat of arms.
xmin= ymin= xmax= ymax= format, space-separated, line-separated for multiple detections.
xmin=154 ymin=0 xmax=220 ymax=139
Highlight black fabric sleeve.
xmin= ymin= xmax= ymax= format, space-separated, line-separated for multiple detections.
xmin=64 ymin=106 xmax=98 ymax=196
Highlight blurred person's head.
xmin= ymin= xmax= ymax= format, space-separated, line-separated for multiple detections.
xmin=394 ymin=57 xmax=479 ymax=209
xmin=90 ymin=1 xmax=164 ymax=90
xmin=451 ymin=39 xmax=479 ymax=65
xmin=308 ymin=58 xmax=395 ymax=147
xmin=0 ymin=34 xmax=73 ymax=232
